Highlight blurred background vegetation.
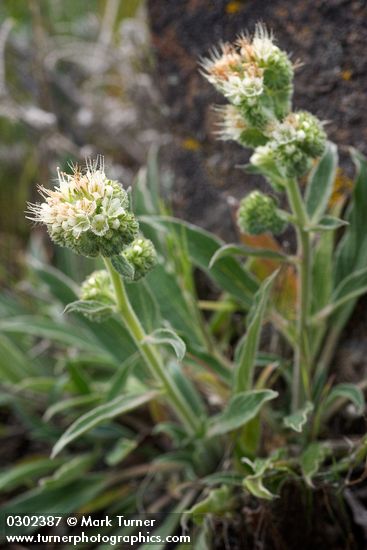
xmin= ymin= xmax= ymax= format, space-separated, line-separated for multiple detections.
xmin=0 ymin=0 xmax=164 ymax=283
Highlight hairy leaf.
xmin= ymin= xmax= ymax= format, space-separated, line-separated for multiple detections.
xmin=284 ymin=401 xmax=314 ymax=432
xmin=208 ymin=390 xmax=277 ymax=437
xmin=144 ymin=328 xmax=186 ymax=361
xmin=52 ymin=391 xmax=159 ymax=457
xmin=209 ymin=244 xmax=287 ymax=268
xmin=306 ymin=141 xmax=338 ymax=222
xmin=111 ymin=254 xmax=135 ymax=280
xmin=233 ymin=271 xmax=278 ymax=393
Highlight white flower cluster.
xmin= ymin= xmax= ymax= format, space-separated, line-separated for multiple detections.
xmin=201 ymin=34 xmax=265 ymax=106
xmin=250 ymin=112 xmax=326 ymax=188
xmin=214 ymin=105 xmax=247 ymax=142
xmin=201 ymin=23 xmax=293 ymax=125
xmin=27 ymin=158 xmax=139 ymax=257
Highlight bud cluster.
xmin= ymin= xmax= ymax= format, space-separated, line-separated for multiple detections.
xmin=80 ymin=269 xmax=114 ymax=304
xmin=27 ymin=158 xmax=139 ymax=257
xmin=121 ymin=237 xmax=158 ymax=281
xmin=250 ymin=112 xmax=326 ymax=189
xmin=237 ymin=191 xmax=286 ymax=235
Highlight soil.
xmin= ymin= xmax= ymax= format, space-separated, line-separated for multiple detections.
xmin=145 ymin=1 xmax=367 ymax=547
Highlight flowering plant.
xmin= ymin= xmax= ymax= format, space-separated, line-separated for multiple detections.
xmin=4 ymin=23 xmax=367 ymax=546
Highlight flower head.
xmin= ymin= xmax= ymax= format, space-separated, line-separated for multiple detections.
xmin=237 ymin=191 xmax=286 ymax=235
xmin=27 ymin=157 xmax=139 ymax=257
xmin=201 ymin=23 xmax=294 ymax=125
xmin=250 ymin=111 xmax=327 ymax=187
xmin=121 ymin=237 xmax=157 ymax=281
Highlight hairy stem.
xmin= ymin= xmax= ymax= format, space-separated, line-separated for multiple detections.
xmin=286 ymin=179 xmax=312 ymax=412
xmin=103 ymin=257 xmax=199 ymax=435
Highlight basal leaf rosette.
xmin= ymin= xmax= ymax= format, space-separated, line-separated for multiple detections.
xmin=27 ymin=158 xmax=139 ymax=257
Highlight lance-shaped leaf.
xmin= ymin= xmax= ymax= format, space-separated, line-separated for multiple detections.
xmin=242 ymin=456 xmax=284 ymax=500
xmin=323 ymin=383 xmax=365 ymax=418
xmin=0 ymin=457 xmax=65 ymax=492
xmin=208 ymin=390 xmax=278 ymax=437
xmin=143 ymin=328 xmax=186 ymax=361
xmin=301 ymin=442 xmax=330 ymax=487
xmin=43 ymin=395 xmax=101 ymax=422
xmin=335 ymin=149 xmax=367 ymax=285
xmin=52 ymin=391 xmax=159 ymax=457
xmin=105 ymin=438 xmax=138 ymax=466
xmin=186 ymin=485 xmax=234 ymax=525
xmin=233 ymin=270 xmax=278 ymax=393
xmin=313 ymin=266 xmax=367 ymax=322
xmin=0 ymin=316 xmax=104 ymax=355
xmin=64 ymin=300 xmax=114 ymax=321
xmin=209 ymin=244 xmax=287 ymax=268
xmin=111 ymin=254 xmax=135 ymax=280
xmin=284 ymin=401 xmax=314 ymax=432
xmin=306 ymin=215 xmax=348 ymax=232
xmin=305 ymin=141 xmax=338 ymax=222
xmin=40 ymin=453 xmax=96 ymax=490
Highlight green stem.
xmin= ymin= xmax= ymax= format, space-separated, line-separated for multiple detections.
xmin=286 ymin=179 xmax=312 ymax=412
xmin=103 ymin=257 xmax=199 ymax=435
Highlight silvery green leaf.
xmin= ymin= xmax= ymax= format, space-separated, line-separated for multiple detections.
xmin=307 ymin=215 xmax=348 ymax=232
xmin=325 ymin=383 xmax=365 ymax=416
xmin=233 ymin=270 xmax=278 ymax=393
xmin=143 ymin=328 xmax=186 ymax=361
xmin=209 ymin=244 xmax=287 ymax=268
xmin=52 ymin=391 xmax=159 ymax=457
xmin=208 ymin=390 xmax=278 ymax=437
xmin=64 ymin=300 xmax=114 ymax=321
xmin=301 ymin=442 xmax=329 ymax=487
xmin=306 ymin=141 xmax=338 ymax=222
xmin=284 ymin=401 xmax=314 ymax=432
xmin=111 ymin=254 xmax=135 ymax=280
xmin=244 ymin=476 xmax=275 ymax=500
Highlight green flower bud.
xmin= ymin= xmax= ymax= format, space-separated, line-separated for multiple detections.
xmin=250 ymin=144 xmax=287 ymax=190
xmin=237 ymin=191 xmax=286 ymax=235
xmin=80 ymin=269 xmax=114 ymax=303
xmin=121 ymin=238 xmax=157 ymax=281
xmin=27 ymin=158 xmax=139 ymax=258
xmin=295 ymin=111 xmax=327 ymax=158
xmin=75 ymin=269 xmax=115 ymax=322
xmin=239 ymin=99 xmax=274 ymax=131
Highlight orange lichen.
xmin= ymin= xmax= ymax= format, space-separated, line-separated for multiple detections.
xmin=329 ymin=168 xmax=353 ymax=208
xmin=341 ymin=70 xmax=353 ymax=81
xmin=182 ymin=138 xmax=201 ymax=151
xmin=226 ymin=1 xmax=243 ymax=14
